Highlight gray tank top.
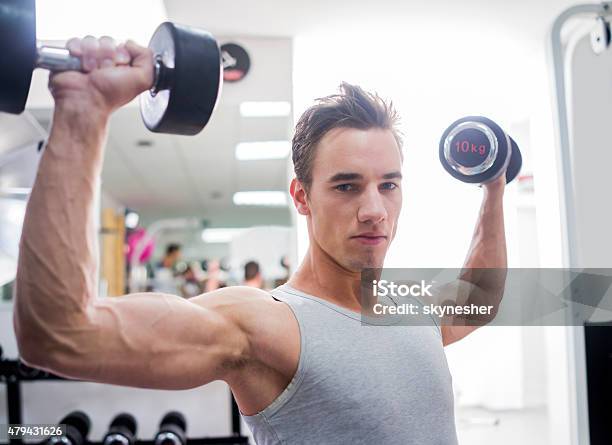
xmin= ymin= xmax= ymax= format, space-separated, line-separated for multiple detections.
xmin=242 ymin=284 xmax=458 ymax=445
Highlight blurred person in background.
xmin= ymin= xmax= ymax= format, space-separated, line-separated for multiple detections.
xmin=159 ymin=243 xmax=182 ymax=269
xmin=152 ymin=243 xmax=182 ymax=294
xmin=243 ymin=260 xmax=263 ymax=289
xmin=203 ymin=258 xmax=227 ymax=291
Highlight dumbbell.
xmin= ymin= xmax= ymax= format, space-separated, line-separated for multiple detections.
xmin=48 ymin=411 xmax=91 ymax=445
xmin=103 ymin=413 xmax=138 ymax=445
xmin=154 ymin=412 xmax=187 ymax=445
xmin=0 ymin=0 xmax=222 ymax=135
xmin=439 ymin=116 xmax=522 ymax=184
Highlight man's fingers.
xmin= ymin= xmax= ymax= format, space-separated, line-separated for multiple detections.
xmin=81 ymin=35 xmax=100 ymax=71
xmin=116 ymin=43 xmax=131 ymax=65
xmin=70 ymin=36 xmax=132 ymax=71
xmin=66 ymin=38 xmax=83 ymax=57
xmin=124 ymin=40 xmax=155 ymax=89
xmin=59 ymin=36 xmax=153 ymax=96
xmin=124 ymin=40 xmax=153 ymax=68
xmin=98 ymin=36 xmax=117 ymax=69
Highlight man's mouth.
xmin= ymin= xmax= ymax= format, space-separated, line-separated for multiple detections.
xmin=351 ymin=234 xmax=387 ymax=246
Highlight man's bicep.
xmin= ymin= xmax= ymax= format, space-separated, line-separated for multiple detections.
xmin=47 ymin=291 xmax=247 ymax=389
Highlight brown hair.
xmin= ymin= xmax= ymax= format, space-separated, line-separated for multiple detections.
xmin=244 ymin=260 xmax=260 ymax=281
xmin=292 ymin=82 xmax=403 ymax=191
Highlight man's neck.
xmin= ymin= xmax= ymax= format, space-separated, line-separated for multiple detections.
xmin=288 ymin=248 xmax=363 ymax=312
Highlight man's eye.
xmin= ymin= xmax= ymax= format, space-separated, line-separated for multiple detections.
xmin=381 ymin=182 xmax=398 ymax=190
xmin=336 ymin=184 xmax=355 ymax=192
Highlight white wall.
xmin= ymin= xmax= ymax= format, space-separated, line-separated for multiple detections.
xmin=229 ymin=226 xmax=291 ymax=283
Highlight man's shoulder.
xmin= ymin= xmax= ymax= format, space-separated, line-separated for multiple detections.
xmin=189 ymin=286 xmax=288 ymax=318
xmin=191 ymin=285 xmax=299 ymax=378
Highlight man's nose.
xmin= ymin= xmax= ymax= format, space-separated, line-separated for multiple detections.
xmin=357 ymin=187 xmax=387 ymax=224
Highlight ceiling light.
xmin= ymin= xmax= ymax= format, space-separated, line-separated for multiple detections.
xmin=125 ymin=211 xmax=140 ymax=229
xmin=235 ymin=141 xmax=291 ymax=161
xmin=240 ymin=102 xmax=291 ymax=117
xmin=201 ymin=228 xmax=245 ymax=243
xmin=233 ymin=191 xmax=288 ymax=207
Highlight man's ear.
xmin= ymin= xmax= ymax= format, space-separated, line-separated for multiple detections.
xmin=290 ymin=178 xmax=310 ymax=216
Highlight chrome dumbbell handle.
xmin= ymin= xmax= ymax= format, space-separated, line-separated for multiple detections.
xmin=36 ymin=45 xmax=82 ymax=71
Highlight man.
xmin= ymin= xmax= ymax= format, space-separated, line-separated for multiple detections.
xmin=243 ymin=261 xmax=263 ymax=289
xmin=159 ymin=243 xmax=182 ymax=270
xmin=152 ymin=243 xmax=182 ymax=294
xmin=13 ymin=37 xmax=506 ymax=444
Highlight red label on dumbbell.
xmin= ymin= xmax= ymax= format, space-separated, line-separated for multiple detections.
xmin=450 ymin=129 xmax=490 ymax=167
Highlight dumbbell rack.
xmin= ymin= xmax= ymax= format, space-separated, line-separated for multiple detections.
xmin=0 ymin=357 xmax=247 ymax=445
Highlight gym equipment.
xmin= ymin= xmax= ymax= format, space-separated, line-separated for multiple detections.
xmin=439 ymin=116 xmax=522 ymax=184
xmin=591 ymin=16 xmax=611 ymax=54
xmin=103 ymin=414 xmax=138 ymax=445
xmin=154 ymin=412 xmax=187 ymax=445
xmin=0 ymin=0 xmax=222 ymax=135
xmin=48 ymin=411 xmax=91 ymax=445
xmin=0 ymin=350 xmax=247 ymax=445
xmin=17 ymin=359 xmax=44 ymax=378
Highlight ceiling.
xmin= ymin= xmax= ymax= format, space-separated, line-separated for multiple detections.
xmin=164 ymin=0 xmax=580 ymax=41
xmin=103 ymin=104 xmax=292 ymax=226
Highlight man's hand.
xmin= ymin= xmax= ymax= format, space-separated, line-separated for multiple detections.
xmin=48 ymin=36 xmax=154 ymax=116
xmin=482 ymin=175 xmax=506 ymax=197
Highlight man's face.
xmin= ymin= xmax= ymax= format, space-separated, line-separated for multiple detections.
xmin=296 ymin=127 xmax=403 ymax=271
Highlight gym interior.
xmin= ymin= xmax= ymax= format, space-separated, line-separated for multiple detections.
xmin=0 ymin=0 xmax=611 ymax=444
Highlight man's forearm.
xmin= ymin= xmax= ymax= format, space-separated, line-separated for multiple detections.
xmin=464 ymin=187 xmax=506 ymax=269
xmin=458 ymin=187 xmax=507 ymax=310
xmin=14 ymin=105 xmax=109 ymax=362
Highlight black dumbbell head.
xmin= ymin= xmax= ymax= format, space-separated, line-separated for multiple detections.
xmin=505 ymin=136 xmax=522 ymax=183
xmin=103 ymin=413 xmax=137 ymax=445
xmin=140 ymin=22 xmax=222 ymax=135
xmin=109 ymin=413 xmax=137 ymax=434
xmin=160 ymin=411 xmax=186 ymax=431
xmin=56 ymin=411 xmax=91 ymax=445
xmin=440 ymin=116 xmax=521 ymax=184
xmin=155 ymin=412 xmax=187 ymax=445
xmin=0 ymin=0 xmax=37 ymax=114
xmin=60 ymin=411 xmax=91 ymax=435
